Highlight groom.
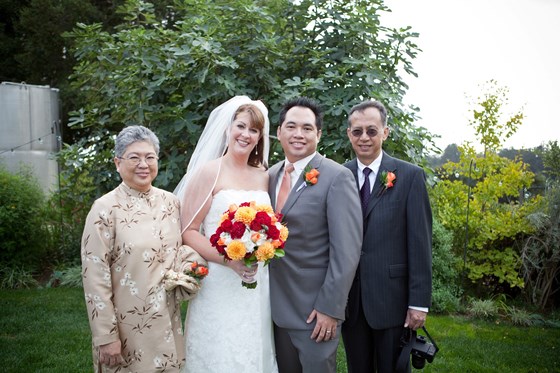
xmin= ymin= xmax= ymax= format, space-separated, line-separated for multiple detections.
xmin=269 ymin=97 xmax=363 ymax=373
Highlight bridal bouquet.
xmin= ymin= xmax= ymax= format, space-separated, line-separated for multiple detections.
xmin=210 ymin=201 xmax=288 ymax=289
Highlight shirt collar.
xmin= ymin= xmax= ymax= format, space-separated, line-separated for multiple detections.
xmin=357 ymin=152 xmax=383 ymax=176
xmin=283 ymin=152 xmax=317 ymax=176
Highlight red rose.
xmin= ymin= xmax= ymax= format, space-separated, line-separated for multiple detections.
xmin=250 ymin=211 xmax=271 ymax=231
xmin=209 ymin=229 xmax=222 ymax=246
xmin=255 ymin=211 xmax=272 ymax=225
xmin=267 ymin=225 xmax=280 ymax=240
xmin=220 ymin=219 xmax=233 ymax=232
xmin=230 ymin=221 xmax=246 ymax=239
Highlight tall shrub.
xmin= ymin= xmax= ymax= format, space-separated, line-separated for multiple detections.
xmin=431 ymin=218 xmax=462 ymax=313
xmin=0 ymin=164 xmax=47 ymax=270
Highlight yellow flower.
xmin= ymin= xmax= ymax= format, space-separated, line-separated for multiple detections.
xmin=255 ymin=242 xmax=275 ymax=261
xmin=226 ymin=240 xmax=247 ymax=260
xmin=219 ymin=213 xmax=229 ymax=223
xmin=235 ymin=206 xmax=257 ymax=225
xmin=279 ymin=225 xmax=289 ymax=241
xmin=255 ymin=204 xmax=274 ymax=213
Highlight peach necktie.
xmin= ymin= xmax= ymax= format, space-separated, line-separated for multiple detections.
xmin=276 ymin=163 xmax=295 ymax=213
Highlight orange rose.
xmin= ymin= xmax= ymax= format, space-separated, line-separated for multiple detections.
xmin=279 ymin=225 xmax=289 ymax=241
xmin=386 ymin=172 xmax=396 ymax=188
xmin=251 ymin=232 xmax=261 ymax=243
xmin=304 ymin=168 xmax=320 ymax=186
xmin=196 ymin=266 xmax=209 ymax=277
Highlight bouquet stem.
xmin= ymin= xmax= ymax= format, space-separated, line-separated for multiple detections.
xmin=242 ymin=281 xmax=258 ymax=289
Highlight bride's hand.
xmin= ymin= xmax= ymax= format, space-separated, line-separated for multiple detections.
xmin=227 ymin=261 xmax=258 ymax=283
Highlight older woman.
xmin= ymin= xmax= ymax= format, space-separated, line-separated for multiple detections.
xmin=81 ymin=125 xmax=204 ymax=372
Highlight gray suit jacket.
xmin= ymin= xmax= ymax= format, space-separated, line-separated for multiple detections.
xmin=345 ymin=152 xmax=432 ymax=329
xmin=269 ymin=153 xmax=363 ymax=330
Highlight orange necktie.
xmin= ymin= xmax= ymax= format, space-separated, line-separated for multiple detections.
xmin=276 ymin=163 xmax=295 ymax=213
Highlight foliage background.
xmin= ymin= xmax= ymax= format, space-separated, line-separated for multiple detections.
xmin=61 ymin=0 xmax=436 ymax=198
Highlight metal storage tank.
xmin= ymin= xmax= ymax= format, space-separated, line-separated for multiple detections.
xmin=0 ymin=82 xmax=61 ymax=194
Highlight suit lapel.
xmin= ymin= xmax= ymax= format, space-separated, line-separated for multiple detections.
xmin=281 ymin=153 xmax=324 ymax=215
xmin=347 ymin=159 xmax=360 ymax=190
xmin=365 ymin=152 xmax=397 ymax=218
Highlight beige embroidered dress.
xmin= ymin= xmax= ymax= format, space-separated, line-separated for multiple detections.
xmin=81 ymin=183 xmax=186 ymax=372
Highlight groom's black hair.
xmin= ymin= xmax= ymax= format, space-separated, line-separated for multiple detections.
xmin=278 ymin=97 xmax=323 ymax=131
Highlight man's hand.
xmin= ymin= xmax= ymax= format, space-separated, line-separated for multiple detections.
xmin=307 ymin=309 xmax=338 ymax=342
xmin=99 ymin=340 xmax=123 ymax=367
xmin=404 ymin=309 xmax=427 ymax=330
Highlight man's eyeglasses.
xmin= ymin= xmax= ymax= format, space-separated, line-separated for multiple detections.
xmin=118 ymin=155 xmax=159 ymax=166
xmin=350 ymin=128 xmax=378 ymax=138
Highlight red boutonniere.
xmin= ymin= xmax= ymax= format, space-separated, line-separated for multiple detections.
xmin=378 ymin=170 xmax=396 ymax=196
xmin=303 ymin=166 xmax=320 ymax=186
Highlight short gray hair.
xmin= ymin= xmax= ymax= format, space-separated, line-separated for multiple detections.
xmin=347 ymin=100 xmax=388 ymax=127
xmin=114 ymin=125 xmax=160 ymax=158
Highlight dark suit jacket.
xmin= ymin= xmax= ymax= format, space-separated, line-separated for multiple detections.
xmin=269 ymin=153 xmax=363 ymax=330
xmin=344 ymin=152 xmax=432 ymax=329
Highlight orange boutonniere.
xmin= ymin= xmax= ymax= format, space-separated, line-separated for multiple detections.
xmin=187 ymin=261 xmax=209 ymax=282
xmin=378 ymin=170 xmax=396 ymax=196
xmin=304 ymin=166 xmax=320 ymax=186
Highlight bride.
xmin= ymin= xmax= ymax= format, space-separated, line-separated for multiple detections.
xmin=174 ymin=96 xmax=278 ymax=373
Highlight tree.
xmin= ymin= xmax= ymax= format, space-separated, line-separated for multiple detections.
xmin=520 ymin=140 xmax=560 ymax=310
xmin=431 ymin=81 xmax=541 ymax=293
xmin=61 ymin=0 xmax=437 ymax=197
xmin=540 ymin=140 xmax=560 ymax=183
xmin=521 ymin=186 xmax=560 ymax=310
xmin=468 ymin=79 xmax=524 ymax=157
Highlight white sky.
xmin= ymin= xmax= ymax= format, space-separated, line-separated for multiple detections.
xmin=383 ymin=0 xmax=560 ymax=152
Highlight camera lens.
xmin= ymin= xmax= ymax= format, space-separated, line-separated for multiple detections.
xmin=411 ymin=355 xmax=426 ymax=369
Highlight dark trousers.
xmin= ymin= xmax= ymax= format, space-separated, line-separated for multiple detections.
xmin=342 ymin=304 xmax=409 ymax=373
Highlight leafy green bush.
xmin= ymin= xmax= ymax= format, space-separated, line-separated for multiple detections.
xmin=63 ymin=0 xmax=437 ymax=196
xmin=41 ymin=169 xmax=95 ymax=268
xmin=431 ymin=219 xmax=462 ymax=313
xmin=46 ymin=265 xmax=83 ymax=288
xmin=0 ymin=266 xmax=38 ymax=289
xmin=467 ymin=298 xmax=500 ymax=319
xmin=0 ymin=164 xmax=48 ymax=270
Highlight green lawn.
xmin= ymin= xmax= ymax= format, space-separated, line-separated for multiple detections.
xmin=1 ymin=288 xmax=559 ymax=372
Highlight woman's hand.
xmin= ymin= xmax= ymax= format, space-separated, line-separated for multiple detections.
xmin=226 ymin=260 xmax=258 ymax=283
xmin=99 ymin=340 xmax=123 ymax=367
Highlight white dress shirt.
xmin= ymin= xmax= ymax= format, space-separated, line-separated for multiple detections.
xmin=275 ymin=152 xmax=317 ymax=205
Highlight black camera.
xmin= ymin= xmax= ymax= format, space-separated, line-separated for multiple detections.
xmin=397 ymin=326 xmax=439 ymax=371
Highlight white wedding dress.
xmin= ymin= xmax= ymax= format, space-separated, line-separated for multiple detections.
xmin=183 ymin=189 xmax=278 ymax=373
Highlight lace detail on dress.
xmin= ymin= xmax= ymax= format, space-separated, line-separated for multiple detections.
xmin=183 ymin=190 xmax=278 ymax=373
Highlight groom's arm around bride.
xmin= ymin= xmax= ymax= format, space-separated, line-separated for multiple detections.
xmin=268 ymin=97 xmax=363 ymax=373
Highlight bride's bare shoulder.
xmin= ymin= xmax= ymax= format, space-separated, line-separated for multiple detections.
xmin=192 ymin=159 xmax=221 ymax=183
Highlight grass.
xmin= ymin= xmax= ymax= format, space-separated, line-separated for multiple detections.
xmin=1 ymin=288 xmax=559 ymax=372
